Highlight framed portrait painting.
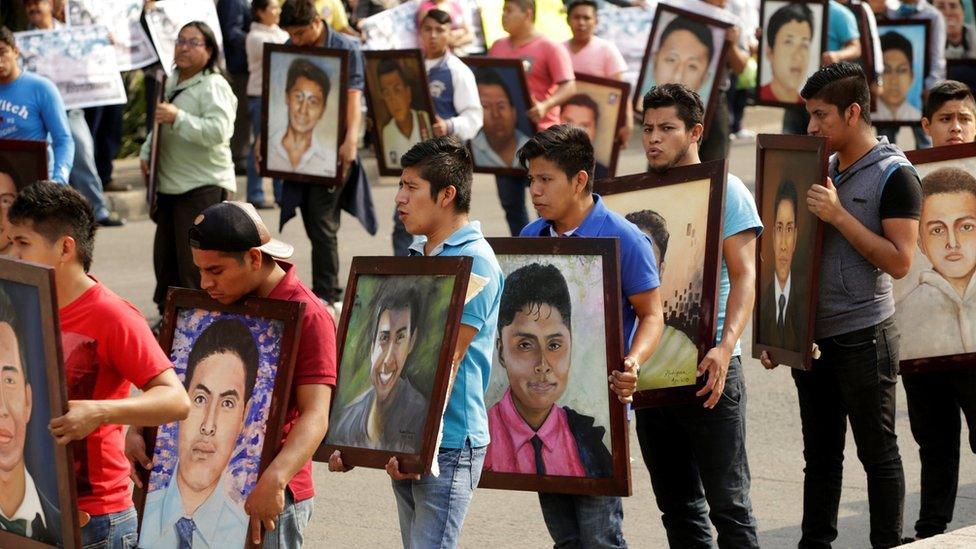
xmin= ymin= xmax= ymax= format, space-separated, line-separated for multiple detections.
xmin=479 ymin=238 xmax=630 ymax=497
xmin=364 ymin=49 xmax=436 ymax=176
xmin=873 ymin=20 xmax=931 ymax=126
xmin=755 ymin=0 xmax=828 ymax=108
xmin=0 ymin=138 xmax=47 ymax=196
xmin=319 ymin=257 xmax=472 ymax=474
xmin=564 ymin=74 xmax=630 ymax=181
xmin=0 ymin=258 xmax=79 ymax=549
xmin=135 ymin=289 xmax=303 ymax=549
xmin=595 ymin=159 xmax=727 ymax=408
xmin=895 ymin=143 xmax=976 ymax=373
xmin=635 ymin=4 xmax=732 ymax=132
xmin=463 ymin=57 xmax=536 ymax=176
xmin=261 ymin=44 xmax=349 ymax=186
xmin=751 ymin=134 xmax=827 ymax=370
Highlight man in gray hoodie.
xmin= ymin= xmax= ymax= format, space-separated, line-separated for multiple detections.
xmin=761 ymin=61 xmax=922 ymax=548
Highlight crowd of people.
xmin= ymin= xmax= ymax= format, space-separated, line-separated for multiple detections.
xmin=0 ymin=0 xmax=975 ymax=547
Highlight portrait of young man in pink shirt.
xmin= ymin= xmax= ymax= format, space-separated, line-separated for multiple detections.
xmin=484 ymin=262 xmax=612 ymax=478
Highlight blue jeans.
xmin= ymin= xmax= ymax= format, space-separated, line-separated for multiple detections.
xmin=538 ymin=493 xmax=626 ymax=548
xmin=247 ymin=96 xmax=282 ymax=203
xmin=634 ymin=357 xmax=759 ymax=549
xmin=392 ymin=441 xmax=486 ymax=548
xmin=263 ymin=490 xmax=314 ymax=548
xmin=80 ymin=507 xmax=137 ymax=549
xmin=876 ymin=124 xmax=932 ymax=150
xmin=68 ymin=109 xmax=110 ymax=221
xmin=494 ymin=174 xmax=529 ymax=236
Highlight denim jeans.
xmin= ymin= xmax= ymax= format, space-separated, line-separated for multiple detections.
xmin=80 ymin=506 xmax=137 ymax=549
xmin=263 ymin=490 xmax=315 ymax=548
xmin=538 ymin=493 xmax=626 ymax=548
xmin=392 ymin=441 xmax=486 ymax=548
xmin=791 ymin=318 xmax=905 ymax=549
xmin=876 ymin=125 xmax=932 ymax=150
xmin=84 ymin=104 xmax=123 ymax=185
xmin=634 ymin=357 xmax=759 ymax=549
xmin=68 ymin=109 xmax=110 ymax=221
xmin=494 ymin=174 xmax=529 ymax=236
xmin=903 ymin=370 xmax=976 ymax=538
xmin=247 ymin=96 xmax=282 ymax=203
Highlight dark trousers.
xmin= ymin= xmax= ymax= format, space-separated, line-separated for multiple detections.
xmin=227 ymin=70 xmax=251 ymax=166
xmin=299 ymin=184 xmax=343 ymax=302
xmin=903 ymin=370 xmax=976 ymax=538
xmin=84 ymin=104 xmax=123 ymax=185
xmin=791 ymin=318 xmax=905 ymax=549
xmin=495 ymin=174 xmax=529 ymax=236
xmin=783 ymin=104 xmax=810 ymax=135
xmin=152 ymin=185 xmax=226 ymax=313
xmin=392 ymin=208 xmax=412 ymax=256
xmin=699 ymin=94 xmax=730 ymax=163
xmin=727 ymin=75 xmax=748 ymax=135
xmin=635 ymin=358 xmax=759 ymax=549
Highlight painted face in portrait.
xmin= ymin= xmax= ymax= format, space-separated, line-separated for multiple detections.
xmin=379 ymin=67 xmax=413 ymax=124
xmin=498 ymin=303 xmax=572 ymax=426
xmin=919 ymin=191 xmax=976 ymax=286
xmin=768 ymin=20 xmax=812 ymax=100
xmin=924 ymin=99 xmax=976 ymax=146
xmin=653 ymin=28 xmax=711 ymax=93
xmin=560 ymin=104 xmax=598 ymax=143
xmin=369 ymin=307 xmax=416 ymax=402
xmin=773 ymin=196 xmax=797 ymax=287
xmin=881 ymin=46 xmax=913 ymax=110
xmin=479 ymin=83 xmax=518 ymax=145
xmin=0 ymin=172 xmax=16 ymax=254
xmin=178 ymin=351 xmax=249 ymax=496
xmin=286 ymin=75 xmax=326 ymax=135
xmin=0 ymin=322 xmax=30 ymax=474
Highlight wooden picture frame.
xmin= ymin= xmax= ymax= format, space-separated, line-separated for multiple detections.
xmin=751 ymin=134 xmax=827 ymax=370
xmin=850 ymin=0 xmax=879 ymax=111
xmin=755 ymin=0 xmax=829 ymax=108
xmin=569 ymin=73 xmax=630 ymax=182
xmin=0 ymin=138 xmax=48 ymax=189
xmin=478 ymin=237 xmax=631 ymax=496
xmin=317 ymin=257 xmax=472 ymax=474
xmin=895 ymin=142 xmax=976 ymax=374
xmin=146 ymin=68 xmax=165 ymax=220
xmin=134 ymin=289 xmax=304 ymax=549
xmin=364 ymin=49 xmax=437 ymax=176
xmin=595 ymin=159 xmax=727 ymax=408
xmin=873 ymin=19 xmax=932 ymax=127
xmin=260 ymin=44 xmax=349 ymax=186
xmin=635 ymin=4 xmax=733 ymax=132
xmin=0 ymin=258 xmax=79 ymax=549
xmin=463 ymin=56 xmax=536 ymax=176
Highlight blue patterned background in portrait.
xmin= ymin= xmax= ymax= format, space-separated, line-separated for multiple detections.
xmin=147 ymin=309 xmax=284 ymax=505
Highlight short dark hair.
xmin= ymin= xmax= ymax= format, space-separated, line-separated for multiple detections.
xmin=625 ymin=210 xmax=669 ymax=261
xmin=504 ymin=0 xmax=536 ymax=21
xmin=642 ymin=83 xmax=705 ymax=130
xmin=8 ymin=181 xmax=97 ymax=272
xmin=423 ymin=8 xmax=453 ymax=26
xmin=370 ymin=280 xmax=422 ymax=342
xmin=921 ymin=167 xmax=976 ymax=200
xmin=774 ymin=179 xmax=799 ymax=219
xmin=376 ymin=58 xmax=407 ymax=85
xmin=800 ymin=62 xmax=871 ymax=124
xmin=184 ymin=319 xmax=259 ymax=404
xmin=0 ymin=27 xmax=16 ymax=50
xmin=766 ymin=3 xmax=814 ymax=49
xmin=0 ymin=287 xmax=27 ymax=382
xmin=280 ymin=0 xmax=319 ymax=27
xmin=286 ymin=58 xmax=330 ymax=101
xmin=400 ymin=136 xmax=473 ymax=213
xmin=517 ymin=124 xmax=596 ymax=191
xmin=567 ymin=0 xmax=599 ymax=17
xmin=179 ymin=21 xmax=222 ymax=74
xmin=923 ymin=79 xmax=976 ymax=120
xmin=474 ymin=68 xmax=514 ymax=106
xmin=563 ymin=93 xmax=600 ymax=125
xmin=252 ymin=0 xmax=273 ymax=18
xmin=880 ymin=31 xmax=914 ymax=74
xmin=498 ymin=263 xmax=572 ymax=332
xmin=658 ymin=16 xmax=714 ymax=62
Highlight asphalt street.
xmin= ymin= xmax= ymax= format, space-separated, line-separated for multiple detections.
xmin=91 ymin=107 xmax=976 ymax=548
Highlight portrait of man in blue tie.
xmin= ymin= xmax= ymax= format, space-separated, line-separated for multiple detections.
xmin=760 ymin=179 xmax=803 ymax=352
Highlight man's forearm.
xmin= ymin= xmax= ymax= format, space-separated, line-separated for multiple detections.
xmin=262 ymin=401 xmax=331 ymax=488
xmin=345 ymin=90 xmax=363 ymax=146
xmin=718 ymin=273 xmax=755 ymax=353
xmin=100 ymin=385 xmax=189 ymax=427
xmin=628 ymin=315 xmax=664 ymax=365
xmin=541 ymin=80 xmax=577 ymax=112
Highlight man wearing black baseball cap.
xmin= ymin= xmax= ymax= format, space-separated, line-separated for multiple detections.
xmin=126 ymin=201 xmax=338 ymax=547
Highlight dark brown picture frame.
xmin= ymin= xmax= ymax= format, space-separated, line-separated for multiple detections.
xmin=146 ymin=68 xmax=165 ymax=220
xmin=462 ymin=56 xmax=536 ymax=176
xmin=571 ymin=73 xmax=630 ymax=182
xmin=595 ymin=159 xmax=727 ymax=408
xmin=260 ymin=44 xmax=349 ymax=186
xmin=316 ymin=256 xmax=472 ymax=474
xmin=0 ymin=257 xmax=79 ymax=549
xmin=0 ymin=138 xmax=48 ymax=189
xmin=898 ymin=142 xmax=976 ymax=374
xmin=364 ymin=49 xmax=437 ymax=176
xmin=751 ymin=134 xmax=827 ymax=370
xmin=872 ymin=19 xmax=932 ymax=127
xmin=754 ymin=0 xmax=830 ymax=109
xmin=134 ymin=288 xmax=304 ymax=549
xmin=478 ymin=237 xmax=631 ymax=496
xmin=635 ymin=4 xmax=733 ymax=132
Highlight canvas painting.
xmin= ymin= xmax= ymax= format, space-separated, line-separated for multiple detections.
xmin=0 ymin=140 xmax=47 ymax=256
xmin=564 ymin=74 xmax=630 ymax=181
xmin=464 ymin=57 xmax=535 ymax=175
xmin=874 ymin=20 xmax=931 ymax=125
xmin=757 ymin=0 xmax=827 ymax=107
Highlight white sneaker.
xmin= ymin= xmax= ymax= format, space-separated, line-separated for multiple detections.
xmin=734 ymin=129 xmax=757 ymax=141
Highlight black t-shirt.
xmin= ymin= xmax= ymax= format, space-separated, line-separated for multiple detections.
xmin=879 ymin=164 xmax=922 ymax=219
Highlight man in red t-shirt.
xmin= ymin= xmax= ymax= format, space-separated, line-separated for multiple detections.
xmin=5 ymin=182 xmax=190 ymax=547
xmin=488 ymin=0 xmax=576 ymax=236
xmin=126 ymin=200 xmax=336 ymax=547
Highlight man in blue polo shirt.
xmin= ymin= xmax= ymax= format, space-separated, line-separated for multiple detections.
xmin=518 ymin=124 xmax=664 ymax=548
xmin=330 ymin=136 xmax=503 ymax=549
